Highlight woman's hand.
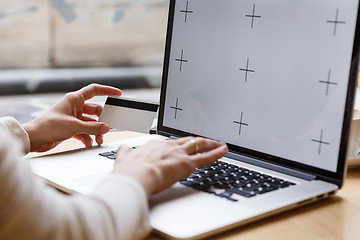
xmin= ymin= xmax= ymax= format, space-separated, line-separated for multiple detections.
xmin=113 ymin=137 xmax=228 ymax=195
xmin=23 ymin=84 xmax=122 ymax=152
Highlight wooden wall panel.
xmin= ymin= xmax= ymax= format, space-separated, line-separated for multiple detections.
xmin=0 ymin=0 xmax=168 ymax=69
xmin=0 ymin=0 xmax=50 ymax=69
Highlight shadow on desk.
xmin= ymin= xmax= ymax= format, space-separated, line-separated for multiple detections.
xmin=210 ymin=197 xmax=342 ymax=240
xmin=150 ymin=168 xmax=360 ymax=240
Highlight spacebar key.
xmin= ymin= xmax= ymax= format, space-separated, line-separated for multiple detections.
xmin=227 ymin=188 xmax=256 ymax=198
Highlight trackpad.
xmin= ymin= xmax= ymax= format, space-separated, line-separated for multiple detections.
xmin=71 ymin=173 xmax=109 ymax=195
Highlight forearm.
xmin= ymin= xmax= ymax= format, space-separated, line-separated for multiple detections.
xmin=0 ymin=126 xmax=151 ymax=240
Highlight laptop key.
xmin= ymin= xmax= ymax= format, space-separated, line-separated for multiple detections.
xmin=226 ymin=188 xmax=256 ymax=198
xmin=279 ymin=182 xmax=291 ymax=188
xmin=180 ymin=161 xmax=296 ymax=201
xmin=257 ymin=187 xmax=275 ymax=194
xmin=216 ymin=190 xmax=238 ymax=202
xmin=99 ymin=152 xmax=114 ymax=157
xmin=106 ymin=155 xmax=117 ymax=160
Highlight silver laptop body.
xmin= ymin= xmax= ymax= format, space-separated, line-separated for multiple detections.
xmin=29 ymin=0 xmax=360 ymax=239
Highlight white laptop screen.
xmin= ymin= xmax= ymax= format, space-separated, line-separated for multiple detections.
xmin=160 ymin=0 xmax=359 ymax=173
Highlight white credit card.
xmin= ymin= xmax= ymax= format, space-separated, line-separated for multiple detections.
xmin=99 ymin=97 xmax=159 ymax=133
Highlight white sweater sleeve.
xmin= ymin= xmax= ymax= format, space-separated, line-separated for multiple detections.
xmin=0 ymin=117 xmax=152 ymax=240
xmin=0 ymin=116 xmax=30 ymax=153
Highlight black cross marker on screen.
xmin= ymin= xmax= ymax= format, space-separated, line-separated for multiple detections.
xmin=245 ymin=4 xmax=261 ymax=28
xmin=311 ymin=129 xmax=330 ymax=155
xmin=233 ymin=112 xmax=249 ymax=135
xmin=175 ymin=50 xmax=188 ymax=71
xmin=170 ymin=98 xmax=183 ymax=119
xmin=180 ymin=1 xmax=193 ymax=23
xmin=326 ymin=9 xmax=346 ymax=36
xmin=239 ymin=58 xmax=255 ymax=82
xmin=319 ymin=70 xmax=337 ymax=96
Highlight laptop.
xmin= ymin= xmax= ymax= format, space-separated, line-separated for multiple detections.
xmin=28 ymin=0 xmax=360 ymax=239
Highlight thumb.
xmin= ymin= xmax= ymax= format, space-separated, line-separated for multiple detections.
xmin=76 ymin=120 xmax=110 ymax=135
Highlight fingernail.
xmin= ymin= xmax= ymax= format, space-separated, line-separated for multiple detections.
xmin=97 ymin=136 xmax=104 ymax=146
xmin=100 ymin=125 xmax=109 ymax=134
xmin=86 ymin=139 xmax=93 ymax=148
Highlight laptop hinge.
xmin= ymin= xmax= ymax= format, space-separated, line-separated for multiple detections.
xmin=226 ymin=151 xmax=316 ymax=181
xmin=169 ymin=135 xmax=180 ymax=140
xmin=155 ymin=130 xmax=176 ymax=139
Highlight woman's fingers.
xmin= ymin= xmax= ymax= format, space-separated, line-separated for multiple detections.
xmin=83 ymin=103 xmax=103 ymax=117
xmin=78 ymin=84 xmax=122 ymax=100
xmin=190 ymin=144 xmax=228 ymax=167
xmin=115 ymin=145 xmax=132 ymax=163
xmin=175 ymin=136 xmax=193 ymax=144
xmin=80 ymin=115 xmax=97 ymax=122
xmin=95 ymin=134 xmax=104 ymax=146
xmin=73 ymin=134 xmax=106 ymax=148
xmin=74 ymin=134 xmax=93 ymax=148
xmin=112 ymin=136 xmax=228 ymax=196
xmin=178 ymin=137 xmax=226 ymax=155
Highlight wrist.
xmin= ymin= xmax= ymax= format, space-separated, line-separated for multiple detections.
xmin=22 ymin=121 xmax=35 ymax=152
xmin=22 ymin=120 xmax=43 ymax=152
xmin=112 ymin=165 xmax=157 ymax=196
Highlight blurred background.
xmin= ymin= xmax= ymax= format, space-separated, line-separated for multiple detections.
xmin=0 ymin=0 xmax=168 ymax=123
xmin=2 ymin=0 xmax=360 ymax=167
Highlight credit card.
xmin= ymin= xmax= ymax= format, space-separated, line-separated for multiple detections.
xmin=99 ymin=97 xmax=159 ymax=133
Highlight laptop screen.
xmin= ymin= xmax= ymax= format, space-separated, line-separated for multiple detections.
xmin=159 ymin=0 xmax=360 ymax=174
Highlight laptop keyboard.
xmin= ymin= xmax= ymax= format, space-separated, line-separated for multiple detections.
xmin=99 ymin=149 xmax=296 ymax=202
xmin=180 ymin=161 xmax=296 ymax=201
xmin=99 ymin=146 xmax=141 ymax=160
